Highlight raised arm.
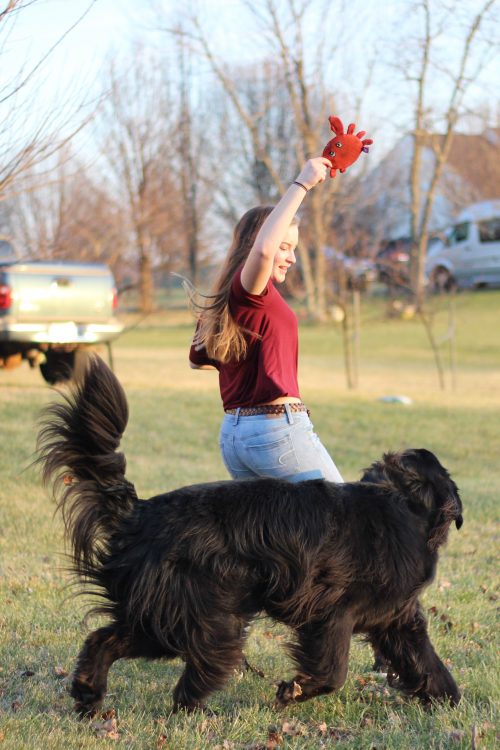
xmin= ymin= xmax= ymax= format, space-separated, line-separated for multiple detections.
xmin=240 ymin=157 xmax=330 ymax=295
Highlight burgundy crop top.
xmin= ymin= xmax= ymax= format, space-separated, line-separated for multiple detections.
xmin=189 ymin=267 xmax=301 ymax=410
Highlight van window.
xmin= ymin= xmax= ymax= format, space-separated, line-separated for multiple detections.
xmin=478 ymin=218 xmax=500 ymax=243
xmin=450 ymin=222 xmax=470 ymax=243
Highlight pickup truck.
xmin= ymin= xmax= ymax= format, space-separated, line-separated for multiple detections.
xmin=425 ymin=200 xmax=500 ymax=292
xmin=0 ymin=255 xmax=123 ymax=383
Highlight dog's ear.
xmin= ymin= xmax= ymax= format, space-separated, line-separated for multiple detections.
xmin=361 ymin=451 xmax=434 ymax=506
xmin=360 ymin=454 xmax=396 ymax=485
xmin=397 ymin=449 xmax=463 ymax=551
xmin=362 ymin=449 xmax=463 ymax=550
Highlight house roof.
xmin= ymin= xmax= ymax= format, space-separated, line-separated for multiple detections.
xmin=422 ymin=131 xmax=500 ymax=200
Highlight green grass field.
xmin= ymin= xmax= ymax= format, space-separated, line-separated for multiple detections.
xmin=0 ymin=290 xmax=498 ymax=749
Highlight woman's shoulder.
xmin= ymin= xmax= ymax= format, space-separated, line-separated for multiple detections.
xmin=231 ymin=266 xmax=273 ymax=309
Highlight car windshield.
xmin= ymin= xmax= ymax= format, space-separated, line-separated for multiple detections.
xmin=451 ymin=222 xmax=470 ymax=243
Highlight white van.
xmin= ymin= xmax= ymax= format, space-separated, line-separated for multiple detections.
xmin=425 ymin=200 xmax=500 ymax=291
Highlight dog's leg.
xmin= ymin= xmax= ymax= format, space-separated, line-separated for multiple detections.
xmin=276 ymin=614 xmax=353 ymax=707
xmin=172 ymin=617 xmax=246 ymax=713
xmin=369 ymin=604 xmax=460 ymax=706
xmin=71 ymin=625 xmax=129 ymax=717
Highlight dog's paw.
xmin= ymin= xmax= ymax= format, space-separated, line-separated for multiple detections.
xmin=73 ymin=698 xmax=102 ymax=719
xmin=71 ymin=680 xmax=104 ymax=719
xmin=274 ymin=680 xmax=303 ymax=707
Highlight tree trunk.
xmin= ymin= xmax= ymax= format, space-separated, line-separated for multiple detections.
xmin=309 ymin=189 xmax=327 ymax=320
xmin=139 ymin=249 xmax=153 ymax=314
xmin=298 ymin=241 xmax=316 ymax=317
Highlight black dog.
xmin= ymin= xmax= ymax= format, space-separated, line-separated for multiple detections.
xmin=37 ymin=356 xmax=463 ymax=716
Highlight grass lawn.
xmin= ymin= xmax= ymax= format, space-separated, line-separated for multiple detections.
xmin=0 ymin=290 xmax=498 ymax=749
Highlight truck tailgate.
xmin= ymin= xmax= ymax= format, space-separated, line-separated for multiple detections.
xmin=6 ymin=262 xmax=116 ymax=322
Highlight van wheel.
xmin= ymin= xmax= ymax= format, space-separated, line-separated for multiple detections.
xmin=39 ymin=350 xmax=75 ymax=384
xmin=431 ymin=267 xmax=456 ymax=293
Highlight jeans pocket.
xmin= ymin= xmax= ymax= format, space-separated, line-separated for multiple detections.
xmin=220 ymin=435 xmax=240 ymax=473
xmin=244 ymin=432 xmax=298 ymax=472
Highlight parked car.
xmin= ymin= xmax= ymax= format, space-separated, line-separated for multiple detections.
xmin=0 ymin=259 xmax=123 ymax=383
xmin=425 ymin=200 xmax=500 ymax=292
xmin=374 ymin=238 xmax=411 ymax=287
xmin=325 ymin=247 xmax=376 ymax=291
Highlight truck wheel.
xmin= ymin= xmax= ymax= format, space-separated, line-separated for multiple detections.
xmin=431 ymin=267 xmax=456 ymax=293
xmin=2 ymin=353 xmax=23 ymax=369
xmin=39 ymin=350 xmax=76 ymax=384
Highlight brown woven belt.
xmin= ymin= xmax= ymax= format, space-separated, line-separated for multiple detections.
xmin=224 ymin=403 xmax=310 ymax=417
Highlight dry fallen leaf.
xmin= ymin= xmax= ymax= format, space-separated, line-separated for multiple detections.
xmin=355 ymin=676 xmax=368 ymax=688
xmin=281 ymin=719 xmax=307 ymax=737
xmin=267 ymin=725 xmax=283 ymax=748
xmin=316 ymin=721 xmax=328 ymax=735
xmin=292 ymin=682 xmax=302 ymax=699
xmin=90 ymin=713 xmax=120 ymax=740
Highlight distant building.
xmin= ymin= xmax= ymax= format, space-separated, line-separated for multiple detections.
xmin=360 ymin=129 xmax=500 ymax=243
xmin=0 ymin=238 xmax=16 ymax=261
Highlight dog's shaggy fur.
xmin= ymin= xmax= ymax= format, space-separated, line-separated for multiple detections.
xmin=37 ymin=356 xmax=463 ymax=716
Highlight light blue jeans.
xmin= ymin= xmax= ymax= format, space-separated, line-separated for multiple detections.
xmin=219 ymin=406 xmax=343 ymax=483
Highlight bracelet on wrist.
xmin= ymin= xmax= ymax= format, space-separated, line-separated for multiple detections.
xmin=293 ymin=180 xmax=309 ymax=193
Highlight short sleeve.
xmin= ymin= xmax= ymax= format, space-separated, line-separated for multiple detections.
xmin=189 ymin=342 xmax=219 ymax=369
xmin=189 ymin=322 xmax=220 ymax=369
xmin=230 ymin=267 xmax=271 ymax=309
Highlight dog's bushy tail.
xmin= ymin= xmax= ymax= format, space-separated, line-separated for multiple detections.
xmin=37 ymin=354 xmax=136 ymax=577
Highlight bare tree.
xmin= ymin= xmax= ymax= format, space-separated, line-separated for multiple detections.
xmin=0 ymin=0 xmax=98 ymax=200
xmin=175 ymin=28 xmax=216 ymax=287
xmin=4 ymin=150 xmax=128 ymax=275
xmin=406 ymin=0 xmax=497 ymax=307
xmin=95 ymin=52 xmax=186 ymax=313
xmin=158 ymin=0 xmax=376 ymax=320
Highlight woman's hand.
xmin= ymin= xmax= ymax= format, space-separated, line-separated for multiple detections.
xmin=295 ymin=157 xmax=331 ymax=191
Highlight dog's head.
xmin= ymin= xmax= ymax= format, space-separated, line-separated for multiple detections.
xmin=361 ymin=448 xmax=463 ymax=551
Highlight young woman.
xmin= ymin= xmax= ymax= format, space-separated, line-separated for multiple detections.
xmin=189 ymin=157 xmax=343 ymax=483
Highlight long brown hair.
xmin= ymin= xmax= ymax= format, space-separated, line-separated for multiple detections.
xmin=189 ymin=206 xmax=288 ymax=364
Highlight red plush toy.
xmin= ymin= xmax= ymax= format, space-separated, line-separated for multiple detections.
xmin=322 ymin=116 xmax=373 ymax=178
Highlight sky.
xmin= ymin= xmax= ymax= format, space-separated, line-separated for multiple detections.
xmin=2 ymin=0 xmax=499 ymax=163
xmin=3 ymin=0 xmax=140 ymax=95
xmin=3 ymin=0 xmax=267 ymax=90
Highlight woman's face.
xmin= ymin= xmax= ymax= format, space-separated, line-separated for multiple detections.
xmin=271 ymin=223 xmax=299 ymax=284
